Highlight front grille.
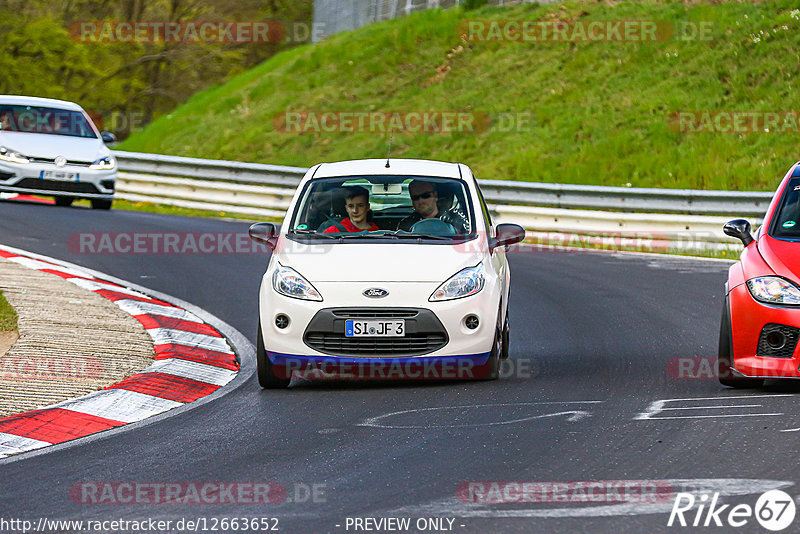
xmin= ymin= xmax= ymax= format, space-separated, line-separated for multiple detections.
xmin=331 ymin=309 xmax=418 ymax=319
xmin=756 ymin=323 xmax=800 ymax=358
xmin=28 ymin=157 xmax=92 ymax=167
xmin=15 ymin=178 xmax=99 ymax=194
xmin=304 ymin=307 xmax=448 ymax=356
xmin=305 ymin=332 xmax=447 ymax=356
xmin=0 ymin=172 xmax=13 ymax=180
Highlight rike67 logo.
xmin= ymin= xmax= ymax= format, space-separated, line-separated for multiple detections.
xmin=668 ymin=490 xmax=796 ymax=531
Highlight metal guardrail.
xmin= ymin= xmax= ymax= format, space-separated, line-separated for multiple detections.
xmin=113 ymin=150 xmax=770 ymax=251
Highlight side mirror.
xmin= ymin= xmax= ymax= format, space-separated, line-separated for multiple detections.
xmin=490 ymin=223 xmax=525 ymax=251
xmin=100 ymin=131 xmax=117 ymax=144
xmin=249 ymin=222 xmax=277 ymax=248
xmin=723 ymin=219 xmax=754 ymax=247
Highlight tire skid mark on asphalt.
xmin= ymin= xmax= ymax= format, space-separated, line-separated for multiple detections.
xmin=358 ymin=401 xmax=603 ymax=429
xmin=0 ymin=246 xmax=240 ymax=458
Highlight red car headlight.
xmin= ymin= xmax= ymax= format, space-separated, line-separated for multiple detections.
xmin=746 ymin=276 xmax=800 ymax=306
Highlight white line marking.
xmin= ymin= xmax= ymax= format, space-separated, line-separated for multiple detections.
xmin=659 ymin=404 xmax=763 ymax=410
xmin=52 ymin=389 xmax=182 ymax=423
xmin=643 ymin=413 xmax=783 ymax=420
xmin=67 ymin=277 xmax=149 ymax=297
xmin=146 ymin=328 xmax=231 ymax=352
xmin=114 ymin=299 xmax=205 ymax=323
xmin=359 ymin=402 xmax=602 ymax=429
xmin=142 ymin=358 xmax=236 ymax=387
xmin=6 ymin=256 xmax=92 ymax=278
xmin=0 ymin=432 xmax=51 ymax=457
xmin=635 ymin=395 xmax=793 ymax=420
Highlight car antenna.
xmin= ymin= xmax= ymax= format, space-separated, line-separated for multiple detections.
xmin=385 ymin=129 xmax=393 ymax=168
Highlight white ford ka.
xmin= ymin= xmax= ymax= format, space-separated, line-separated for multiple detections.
xmin=249 ymin=158 xmax=524 ymax=388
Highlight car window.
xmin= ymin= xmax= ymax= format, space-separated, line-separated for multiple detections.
xmin=289 ymin=175 xmax=476 ymax=241
xmin=771 ymin=177 xmax=800 ymax=238
xmin=0 ymin=105 xmax=98 ymax=139
xmin=474 ymin=178 xmax=493 ymax=235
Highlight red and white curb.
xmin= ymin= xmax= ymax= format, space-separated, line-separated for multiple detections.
xmin=0 ymin=246 xmax=240 ymax=458
xmin=0 ymin=193 xmax=54 ymax=204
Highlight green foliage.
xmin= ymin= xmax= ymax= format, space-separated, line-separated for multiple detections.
xmin=462 ymin=0 xmax=489 ymax=10
xmin=116 ymin=0 xmax=800 ymax=191
xmin=0 ymin=0 xmax=313 ymax=138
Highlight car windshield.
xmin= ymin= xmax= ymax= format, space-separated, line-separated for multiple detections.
xmin=289 ymin=175 xmax=475 ymax=241
xmin=770 ymin=177 xmax=800 ymax=239
xmin=0 ymin=105 xmax=98 ymax=139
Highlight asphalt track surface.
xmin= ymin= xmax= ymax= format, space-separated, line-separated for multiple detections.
xmin=2 ymin=199 xmax=800 ymax=534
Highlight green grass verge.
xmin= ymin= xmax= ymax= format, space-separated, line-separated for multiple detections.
xmin=120 ymin=0 xmax=800 ymax=191
xmin=0 ymin=290 xmax=17 ymax=332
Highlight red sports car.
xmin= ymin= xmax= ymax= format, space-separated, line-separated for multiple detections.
xmin=720 ymin=162 xmax=800 ymax=387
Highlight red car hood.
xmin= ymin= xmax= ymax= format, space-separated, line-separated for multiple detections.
xmin=757 ymin=235 xmax=800 ymax=282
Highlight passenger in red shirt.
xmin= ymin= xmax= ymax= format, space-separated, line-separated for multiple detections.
xmin=323 ymin=186 xmax=379 ymax=233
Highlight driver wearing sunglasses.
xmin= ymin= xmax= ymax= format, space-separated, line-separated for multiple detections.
xmin=397 ymin=179 xmax=468 ymax=233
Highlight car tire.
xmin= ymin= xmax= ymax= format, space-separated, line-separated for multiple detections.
xmin=256 ymin=323 xmax=290 ymax=389
xmin=500 ymin=313 xmax=510 ymax=360
xmin=91 ymin=199 xmax=112 ymax=210
xmin=54 ymin=196 xmax=73 ymax=207
xmin=718 ymin=299 xmax=764 ymax=388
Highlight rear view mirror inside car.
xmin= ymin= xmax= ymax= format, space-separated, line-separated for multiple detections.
xmin=371 ymin=183 xmax=403 ymax=195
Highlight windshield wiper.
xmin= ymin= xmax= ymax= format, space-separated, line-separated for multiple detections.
xmin=392 ymin=232 xmax=452 ymax=241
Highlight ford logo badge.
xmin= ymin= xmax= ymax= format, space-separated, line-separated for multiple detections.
xmin=363 ymin=288 xmax=389 ymax=298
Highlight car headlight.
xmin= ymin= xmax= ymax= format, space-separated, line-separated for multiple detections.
xmin=746 ymin=276 xmax=800 ymax=306
xmin=90 ymin=156 xmax=116 ymax=170
xmin=272 ymin=263 xmax=322 ymax=301
xmin=0 ymin=147 xmax=29 ymax=164
xmin=429 ymin=263 xmax=485 ymax=302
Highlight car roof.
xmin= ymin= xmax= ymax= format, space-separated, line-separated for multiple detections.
xmin=312 ymin=158 xmax=464 ymax=179
xmin=0 ymin=95 xmax=84 ymax=111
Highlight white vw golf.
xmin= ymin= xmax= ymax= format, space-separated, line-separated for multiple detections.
xmin=249 ymin=158 xmax=524 ymax=388
xmin=0 ymin=95 xmax=117 ymax=209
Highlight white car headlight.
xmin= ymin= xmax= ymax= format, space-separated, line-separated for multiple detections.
xmin=746 ymin=276 xmax=800 ymax=305
xmin=272 ymin=263 xmax=322 ymax=301
xmin=90 ymin=156 xmax=116 ymax=170
xmin=0 ymin=147 xmax=29 ymax=164
xmin=429 ymin=263 xmax=485 ymax=302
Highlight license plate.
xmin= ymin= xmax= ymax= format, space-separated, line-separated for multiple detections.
xmin=41 ymin=170 xmax=78 ymax=181
xmin=345 ymin=319 xmax=405 ymax=337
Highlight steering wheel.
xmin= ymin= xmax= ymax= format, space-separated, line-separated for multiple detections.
xmin=410 ymin=218 xmax=456 ymax=236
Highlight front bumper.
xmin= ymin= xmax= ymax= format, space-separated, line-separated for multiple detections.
xmin=266 ymin=351 xmax=493 ymax=380
xmin=0 ymin=161 xmax=116 ymax=199
xmin=259 ymin=280 xmax=502 ymax=359
xmin=729 ymin=283 xmax=800 ymax=378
